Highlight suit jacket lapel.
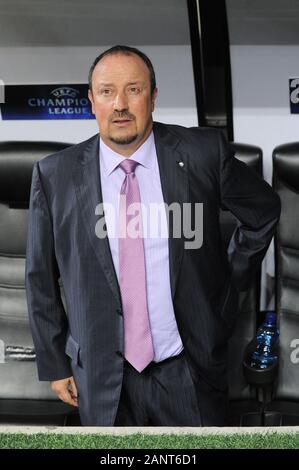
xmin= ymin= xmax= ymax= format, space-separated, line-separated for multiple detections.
xmin=72 ymin=134 xmax=122 ymax=309
xmin=153 ymin=122 xmax=189 ymax=300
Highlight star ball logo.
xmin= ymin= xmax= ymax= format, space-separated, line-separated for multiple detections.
xmin=51 ymin=87 xmax=79 ymax=99
xmin=28 ymin=86 xmax=90 ymax=116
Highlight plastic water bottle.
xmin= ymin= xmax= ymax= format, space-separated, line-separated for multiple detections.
xmin=250 ymin=312 xmax=279 ymax=370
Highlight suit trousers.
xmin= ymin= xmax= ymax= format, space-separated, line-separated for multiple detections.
xmin=114 ymin=349 xmax=229 ymax=426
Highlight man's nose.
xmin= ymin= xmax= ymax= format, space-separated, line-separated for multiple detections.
xmin=114 ymin=92 xmax=128 ymax=111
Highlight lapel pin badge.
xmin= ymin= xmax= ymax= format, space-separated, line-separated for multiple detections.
xmin=178 ymin=161 xmax=184 ymax=168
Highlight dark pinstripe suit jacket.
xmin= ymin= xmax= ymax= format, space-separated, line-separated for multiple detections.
xmin=25 ymin=121 xmax=280 ymax=425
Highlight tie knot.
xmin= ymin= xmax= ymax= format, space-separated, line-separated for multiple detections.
xmin=119 ymin=159 xmax=139 ymax=174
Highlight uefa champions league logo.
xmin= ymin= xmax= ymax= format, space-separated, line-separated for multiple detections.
xmin=51 ymin=87 xmax=80 ymax=99
xmin=27 ymin=85 xmax=90 ymax=116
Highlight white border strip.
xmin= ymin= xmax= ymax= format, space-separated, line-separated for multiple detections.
xmin=0 ymin=426 xmax=298 ymax=435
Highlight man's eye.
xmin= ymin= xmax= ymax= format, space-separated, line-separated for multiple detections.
xmin=129 ymin=87 xmax=140 ymax=94
xmin=101 ymin=89 xmax=111 ymax=95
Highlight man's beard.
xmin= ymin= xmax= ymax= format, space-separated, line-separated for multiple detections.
xmin=109 ymin=133 xmax=138 ymax=145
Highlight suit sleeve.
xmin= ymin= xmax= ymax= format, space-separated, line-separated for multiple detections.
xmin=25 ymin=162 xmax=72 ymax=381
xmin=219 ymin=132 xmax=281 ymax=291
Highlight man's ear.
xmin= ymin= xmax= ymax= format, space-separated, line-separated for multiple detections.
xmin=88 ymin=89 xmax=95 ymax=115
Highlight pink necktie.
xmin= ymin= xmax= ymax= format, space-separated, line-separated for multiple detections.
xmin=118 ymin=159 xmax=154 ymax=372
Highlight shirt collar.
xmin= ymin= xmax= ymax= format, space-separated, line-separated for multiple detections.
xmin=100 ymin=130 xmax=155 ymax=176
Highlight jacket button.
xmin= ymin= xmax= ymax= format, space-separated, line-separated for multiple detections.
xmin=116 ymin=351 xmax=123 ymax=358
xmin=116 ymin=308 xmax=123 ymax=316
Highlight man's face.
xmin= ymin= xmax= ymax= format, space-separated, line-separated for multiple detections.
xmin=88 ymin=53 xmax=158 ymax=156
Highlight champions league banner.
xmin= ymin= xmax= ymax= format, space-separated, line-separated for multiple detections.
xmin=0 ymin=84 xmax=95 ymax=120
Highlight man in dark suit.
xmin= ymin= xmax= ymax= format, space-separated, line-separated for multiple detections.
xmin=25 ymin=45 xmax=280 ymax=426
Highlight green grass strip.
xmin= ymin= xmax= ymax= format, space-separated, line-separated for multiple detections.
xmin=0 ymin=432 xmax=299 ymax=449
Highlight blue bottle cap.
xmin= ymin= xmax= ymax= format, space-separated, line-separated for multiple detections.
xmin=265 ymin=311 xmax=276 ymax=324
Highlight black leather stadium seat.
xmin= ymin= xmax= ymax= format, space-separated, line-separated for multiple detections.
xmin=0 ymin=141 xmax=76 ymax=424
xmin=264 ymin=143 xmax=299 ymax=425
xmin=224 ymin=143 xmax=263 ymax=425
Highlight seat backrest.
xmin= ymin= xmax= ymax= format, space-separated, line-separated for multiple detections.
xmin=273 ymin=142 xmax=299 ymax=401
xmin=0 ymin=142 xmax=70 ymax=400
xmin=225 ymin=142 xmax=263 ymax=400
